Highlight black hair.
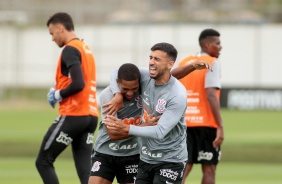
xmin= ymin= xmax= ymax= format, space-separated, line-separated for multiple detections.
xmin=151 ymin=42 xmax=178 ymax=62
xmin=46 ymin=12 xmax=74 ymax=31
xmin=117 ymin=63 xmax=141 ymax=82
xmin=199 ymin=29 xmax=220 ymax=47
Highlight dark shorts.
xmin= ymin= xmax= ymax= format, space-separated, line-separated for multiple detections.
xmin=135 ymin=160 xmax=186 ymax=184
xmin=36 ymin=115 xmax=98 ymax=184
xmin=186 ymin=127 xmax=221 ymax=164
xmin=90 ymin=151 xmax=139 ymax=183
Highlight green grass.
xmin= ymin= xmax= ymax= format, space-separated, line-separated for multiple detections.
xmin=0 ymin=101 xmax=282 ymax=183
xmin=0 ymin=157 xmax=281 ymax=184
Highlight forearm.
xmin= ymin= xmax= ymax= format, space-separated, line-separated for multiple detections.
xmin=171 ymin=64 xmax=195 ymax=79
xmin=60 ymin=64 xmax=85 ymax=98
xmin=108 ymin=131 xmax=132 ymax=140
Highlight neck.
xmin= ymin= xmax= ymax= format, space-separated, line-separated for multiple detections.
xmin=155 ymin=74 xmax=171 ymax=85
xmin=65 ymin=32 xmax=79 ymax=44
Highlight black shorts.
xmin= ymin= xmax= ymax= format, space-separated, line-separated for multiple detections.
xmin=186 ymin=127 xmax=221 ymax=164
xmin=90 ymin=151 xmax=139 ymax=183
xmin=135 ymin=160 xmax=186 ymax=184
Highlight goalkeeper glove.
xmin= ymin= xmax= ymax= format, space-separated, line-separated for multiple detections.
xmin=47 ymin=87 xmax=62 ymax=108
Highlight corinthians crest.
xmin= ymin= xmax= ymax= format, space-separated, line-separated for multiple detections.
xmin=156 ymin=99 xmax=166 ymax=113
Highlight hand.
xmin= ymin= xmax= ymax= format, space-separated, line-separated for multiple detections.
xmin=141 ymin=114 xmax=160 ymax=127
xmin=104 ymin=115 xmax=129 ymax=133
xmin=213 ymin=127 xmax=224 ymax=148
xmin=102 ymin=93 xmax=124 ymax=115
xmin=47 ymin=87 xmax=62 ymax=108
xmin=191 ymin=60 xmax=213 ymax=71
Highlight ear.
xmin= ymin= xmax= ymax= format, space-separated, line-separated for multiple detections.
xmin=167 ymin=60 xmax=174 ymax=70
xmin=57 ymin=24 xmax=64 ymax=33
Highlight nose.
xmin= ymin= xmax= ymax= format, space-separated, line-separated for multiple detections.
xmin=127 ymin=91 xmax=134 ymax=97
xmin=149 ymin=58 xmax=155 ymax=65
xmin=219 ymin=45 xmax=222 ymax=50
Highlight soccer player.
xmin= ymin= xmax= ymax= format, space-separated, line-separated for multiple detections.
xmin=104 ymin=42 xmax=211 ymax=184
xmin=89 ymin=63 xmax=159 ymax=184
xmin=35 ymin=12 xmax=98 ymax=184
xmin=171 ymin=28 xmax=224 ymax=184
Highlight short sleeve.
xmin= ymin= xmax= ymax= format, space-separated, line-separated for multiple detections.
xmin=205 ymin=59 xmax=221 ymax=89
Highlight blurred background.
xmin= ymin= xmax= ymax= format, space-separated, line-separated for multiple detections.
xmin=0 ymin=1 xmax=282 ymax=183
xmin=0 ymin=0 xmax=282 ymax=110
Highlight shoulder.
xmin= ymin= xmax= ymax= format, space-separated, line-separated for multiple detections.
xmin=100 ymin=86 xmax=112 ymax=97
xmin=62 ymin=45 xmax=80 ymax=55
xmin=171 ymin=77 xmax=186 ymax=96
xmin=99 ymin=86 xmax=114 ymax=104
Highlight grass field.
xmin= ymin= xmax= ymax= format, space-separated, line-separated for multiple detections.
xmin=0 ymin=100 xmax=282 ymax=183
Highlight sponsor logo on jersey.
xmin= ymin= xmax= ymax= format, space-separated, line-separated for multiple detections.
xmin=160 ymin=169 xmax=179 ymax=181
xmin=197 ymin=150 xmax=213 ymax=161
xmin=125 ymin=164 xmax=138 ymax=174
xmin=56 ymin=131 xmax=73 ymax=145
xmin=109 ymin=143 xmax=138 ymax=150
xmin=86 ymin=133 xmax=94 ymax=144
xmin=141 ymin=146 xmax=162 ymax=158
xmin=156 ymin=99 xmax=166 ymax=113
xmin=123 ymin=115 xmax=141 ymax=125
xmin=91 ymin=161 xmax=101 ymax=172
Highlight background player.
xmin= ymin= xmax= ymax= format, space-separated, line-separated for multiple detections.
xmin=172 ymin=28 xmax=224 ymax=184
xmin=35 ymin=12 xmax=98 ymax=184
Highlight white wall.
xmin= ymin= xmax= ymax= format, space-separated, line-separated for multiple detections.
xmin=0 ymin=23 xmax=281 ymax=89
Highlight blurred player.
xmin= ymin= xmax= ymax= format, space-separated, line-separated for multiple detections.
xmin=171 ymin=28 xmax=224 ymax=184
xmin=35 ymin=12 xmax=98 ymax=184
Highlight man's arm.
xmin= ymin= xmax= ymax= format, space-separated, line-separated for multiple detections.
xmin=171 ymin=63 xmax=195 ymax=79
xmin=171 ymin=60 xmax=212 ymax=79
xmin=206 ymin=88 xmax=224 ymax=148
xmin=102 ymin=68 xmax=124 ymax=115
xmin=105 ymin=90 xmax=186 ymax=140
xmin=47 ymin=46 xmax=84 ymax=107
xmin=98 ymin=87 xmax=130 ymax=140
xmin=205 ymin=60 xmax=224 ymax=148
xmin=106 ymin=124 xmax=132 ymax=140
xmin=60 ymin=64 xmax=85 ymax=97
xmin=105 ymin=113 xmax=159 ymax=140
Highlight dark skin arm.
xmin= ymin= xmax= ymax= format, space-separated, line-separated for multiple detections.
xmin=105 ymin=124 xmax=130 ymax=140
xmin=206 ymin=88 xmax=224 ymax=148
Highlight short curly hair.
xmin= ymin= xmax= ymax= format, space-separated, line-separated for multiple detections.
xmin=117 ymin=63 xmax=141 ymax=83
